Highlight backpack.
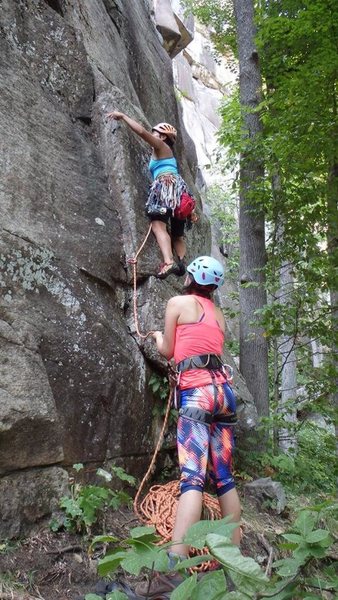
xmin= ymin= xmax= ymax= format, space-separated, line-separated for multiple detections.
xmin=174 ymin=192 xmax=196 ymax=220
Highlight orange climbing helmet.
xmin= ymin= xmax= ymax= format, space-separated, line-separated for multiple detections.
xmin=152 ymin=122 xmax=177 ymax=141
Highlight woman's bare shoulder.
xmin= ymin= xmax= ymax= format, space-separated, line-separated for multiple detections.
xmin=168 ymin=294 xmax=190 ymax=305
xmin=167 ymin=295 xmax=197 ymax=309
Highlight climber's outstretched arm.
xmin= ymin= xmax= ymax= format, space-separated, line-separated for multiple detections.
xmin=107 ymin=111 xmax=167 ymax=152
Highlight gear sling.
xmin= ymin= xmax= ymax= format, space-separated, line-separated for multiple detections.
xmin=171 ymin=353 xmax=237 ymax=425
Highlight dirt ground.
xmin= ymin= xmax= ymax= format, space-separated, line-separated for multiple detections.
xmin=0 ymin=505 xmax=141 ymax=600
xmin=0 ymin=498 xmax=293 ymax=600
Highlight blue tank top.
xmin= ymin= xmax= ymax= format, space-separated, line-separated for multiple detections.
xmin=149 ymin=156 xmax=178 ymax=180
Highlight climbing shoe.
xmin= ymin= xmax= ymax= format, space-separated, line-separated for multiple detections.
xmin=174 ymin=259 xmax=186 ymax=277
xmin=78 ymin=580 xmax=144 ymax=600
xmin=105 ymin=580 xmax=144 ymax=599
xmin=156 ymin=261 xmax=178 ymax=279
xmin=134 ymin=572 xmax=183 ymax=598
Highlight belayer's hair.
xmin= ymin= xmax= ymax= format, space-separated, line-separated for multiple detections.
xmin=182 ymin=279 xmax=217 ymax=299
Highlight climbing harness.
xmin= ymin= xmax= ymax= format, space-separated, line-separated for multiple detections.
xmin=146 ymin=172 xmax=187 ymax=214
xmin=177 ymin=353 xmax=230 ymax=375
xmin=178 ymin=405 xmax=237 ymax=425
xmin=172 ymin=353 xmax=235 ymax=414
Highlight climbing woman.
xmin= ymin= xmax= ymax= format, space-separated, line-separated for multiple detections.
xmin=106 ymin=110 xmax=197 ymax=279
xmin=135 ymin=255 xmax=241 ymax=597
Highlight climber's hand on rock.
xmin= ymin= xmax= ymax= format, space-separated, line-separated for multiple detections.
xmin=107 ymin=111 xmax=124 ymax=121
xmin=190 ymin=211 xmax=199 ymax=224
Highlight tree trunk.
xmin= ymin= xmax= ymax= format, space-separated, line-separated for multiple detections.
xmin=327 ymin=160 xmax=338 ymax=455
xmin=277 ymin=262 xmax=298 ymax=452
xmin=310 ymin=338 xmax=324 ymax=369
xmin=234 ymin=0 xmax=269 ymax=421
xmin=272 ymin=172 xmax=297 ymax=452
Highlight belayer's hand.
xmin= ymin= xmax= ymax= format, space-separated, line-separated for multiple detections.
xmin=152 ymin=331 xmax=163 ymax=345
xmin=107 ymin=111 xmax=124 ymax=120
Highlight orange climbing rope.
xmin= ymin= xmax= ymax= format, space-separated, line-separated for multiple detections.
xmin=133 ymin=387 xmax=173 ymax=522
xmin=128 ymin=222 xmax=155 ymax=340
xmin=129 ymin=227 xmax=221 ymax=570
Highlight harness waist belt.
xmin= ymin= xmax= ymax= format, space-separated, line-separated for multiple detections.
xmin=178 ymin=406 xmax=237 ymax=425
xmin=177 ymin=353 xmax=223 ymax=373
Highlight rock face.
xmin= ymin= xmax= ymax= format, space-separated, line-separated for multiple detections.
xmin=0 ymin=0 xmax=256 ymax=538
xmin=171 ymin=8 xmax=240 ymax=339
xmin=244 ymin=477 xmax=287 ymax=515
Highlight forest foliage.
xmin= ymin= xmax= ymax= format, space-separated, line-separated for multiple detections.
xmin=183 ymin=0 xmax=337 ymax=495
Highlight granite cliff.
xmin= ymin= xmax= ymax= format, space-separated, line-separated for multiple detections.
xmin=0 ymin=0 xmax=255 ymax=538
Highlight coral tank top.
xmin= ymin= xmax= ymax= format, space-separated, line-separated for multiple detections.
xmin=174 ymin=296 xmax=226 ymax=389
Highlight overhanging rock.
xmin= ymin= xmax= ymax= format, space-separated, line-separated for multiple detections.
xmin=154 ymin=0 xmax=193 ymax=58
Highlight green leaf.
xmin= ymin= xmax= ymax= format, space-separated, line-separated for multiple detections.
xmin=306 ymin=574 xmax=338 ymax=592
xmin=60 ymin=497 xmax=82 ymax=518
xmin=121 ymin=546 xmax=168 ymax=575
xmin=130 ymin=525 xmax=157 ymax=539
xmin=206 ymin=534 xmax=268 ymax=583
xmin=304 ymin=529 xmax=330 ymax=544
xmin=170 ymin=573 xmax=198 ymax=600
xmin=293 ymin=511 xmax=317 ymax=536
xmin=262 ymin=579 xmax=299 ymax=600
xmin=98 ymin=550 xmax=127 ymax=576
xmin=111 ymin=465 xmax=136 ymax=486
xmin=85 ymin=595 xmax=105 ymax=600
xmin=297 ymin=545 xmax=327 ymax=559
xmin=73 ymin=463 xmax=84 ymax=472
xmin=292 ymin=545 xmax=313 ymax=562
xmin=282 ymin=533 xmax=303 ymax=543
xmin=125 ymin=526 xmax=159 ymax=547
xmin=230 ymin=570 xmax=267 ymax=596
xmin=279 ymin=542 xmax=298 ymax=551
xmin=184 ymin=518 xmax=237 ymax=550
xmin=275 ymin=557 xmax=302 ymax=577
xmin=89 ymin=534 xmax=118 ymax=550
xmin=306 ymin=500 xmax=338 ymax=513
xmin=190 ymin=571 xmax=228 ymax=600
xmin=221 ymin=594 xmax=250 ymax=600
xmin=109 ymin=491 xmax=132 ymax=510
xmin=106 ymin=593 xmax=129 ymax=600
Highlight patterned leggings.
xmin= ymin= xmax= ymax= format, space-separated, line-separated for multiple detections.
xmin=177 ymin=383 xmax=236 ymax=497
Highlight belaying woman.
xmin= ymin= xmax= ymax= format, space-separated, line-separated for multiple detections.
xmin=106 ymin=111 xmax=197 ymax=279
xmin=135 ymin=255 xmax=241 ymax=598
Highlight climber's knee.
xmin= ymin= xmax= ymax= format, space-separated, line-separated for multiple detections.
xmin=180 ymin=481 xmax=204 ymax=495
xmin=180 ymin=472 xmax=205 ymax=495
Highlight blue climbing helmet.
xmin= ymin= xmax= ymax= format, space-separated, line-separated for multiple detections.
xmin=187 ymin=256 xmax=224 ymax=288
